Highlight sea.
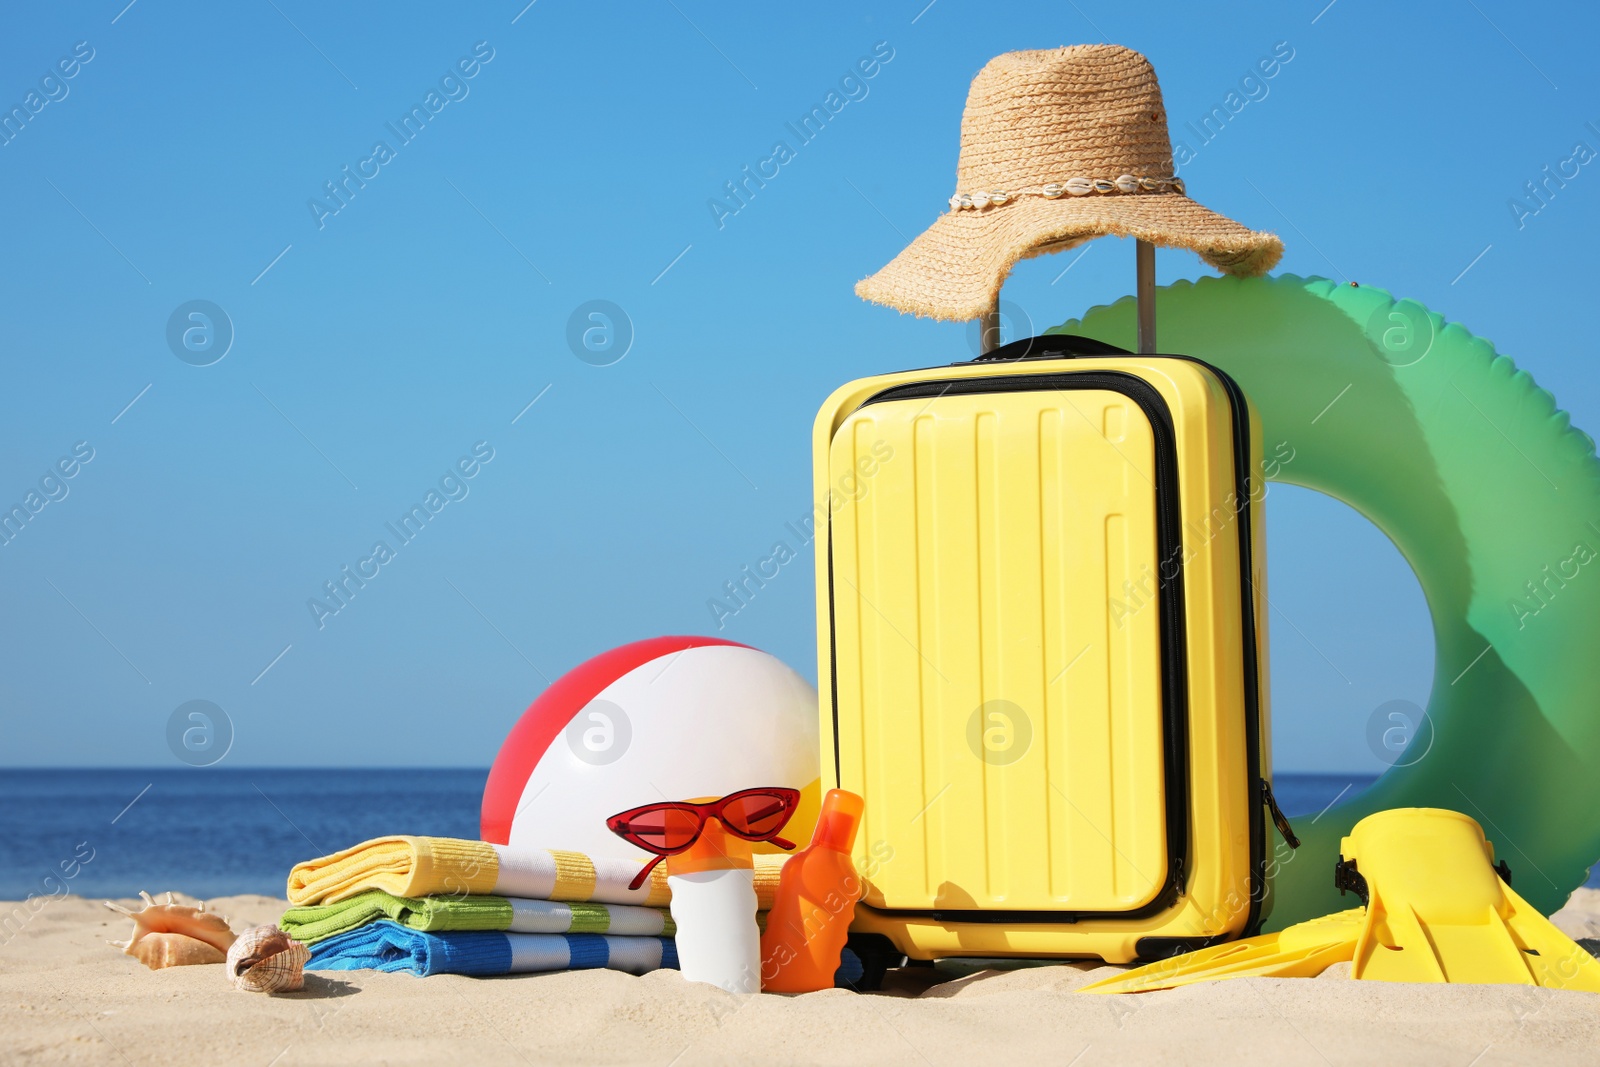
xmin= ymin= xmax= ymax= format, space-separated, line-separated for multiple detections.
xmin=1 ymin=769 xmax=1594 ymax=900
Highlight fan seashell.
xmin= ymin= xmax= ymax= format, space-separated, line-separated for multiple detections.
xmin=105 ymin=891 xmax=238 ymax=970
xmin=226 ymin=925 xmax=310 ymax=993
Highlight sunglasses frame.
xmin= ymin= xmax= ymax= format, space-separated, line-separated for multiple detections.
xmin=607 ymin=786 xmax=802 ymax=890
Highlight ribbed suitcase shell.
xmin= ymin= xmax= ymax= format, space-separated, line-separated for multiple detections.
xmin=813 ymin=348 xmax=1275 ymax=963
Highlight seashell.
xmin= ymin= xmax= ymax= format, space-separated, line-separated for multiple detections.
xmin=1114 ymin=174 xmax=1140 ymax=193
xmin=118 ymin=930 xmax=229 ymax=968
xmin=1092 ymin=178 xmax=1117 ymax=194
xmin=1041 ymin=182 xmax=1066 ymax=199
xmin=1064 ymin=177 xmax=1094 ymax=196
xmin=988 ymin=191 xmax=1011 ymax=206
xmin=226 ymin=924 xmax=310 ymax=993
xmin=970 ymin=192 xmax=991 ymax=209
xmin=105 ymin=891 xmax=237 ymax=970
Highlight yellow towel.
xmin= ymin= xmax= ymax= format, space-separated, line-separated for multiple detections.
xmin=287 ymin=837 xmax=500 ymax=906
xmin=287 ymin=836 xmax=788 ymax=910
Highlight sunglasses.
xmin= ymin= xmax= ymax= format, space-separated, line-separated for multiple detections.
xmin=606 ymin=787 xmax=801 ymax=890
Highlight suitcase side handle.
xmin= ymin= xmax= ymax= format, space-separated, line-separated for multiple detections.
xmin=967 ymin=332 xmax=1132 ymax=364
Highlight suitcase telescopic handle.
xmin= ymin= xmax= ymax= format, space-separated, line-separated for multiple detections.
xmin=979 ymin=239 xmax=1158 ymax=355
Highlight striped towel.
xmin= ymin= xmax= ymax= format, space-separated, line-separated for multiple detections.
xmin=306 ymin=920 xmax=678 ymax=977
xmin=280 ymin=889 xmax=675 ymax=945
xmin=286 ymin=836 xmax=787 ymax=909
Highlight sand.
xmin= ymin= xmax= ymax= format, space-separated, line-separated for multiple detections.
xmin=2 ymin=889 xmax=1597 ymax=1066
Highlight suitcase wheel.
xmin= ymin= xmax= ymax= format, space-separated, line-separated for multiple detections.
xmin=839 ymin=933 xmax=909 ymax=992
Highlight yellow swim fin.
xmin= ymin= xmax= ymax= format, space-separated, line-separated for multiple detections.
xmin=1078 ymin=909 xmax=1363 ymax=994
xmin=1338 ymin=808 xmax=1600 ymax=991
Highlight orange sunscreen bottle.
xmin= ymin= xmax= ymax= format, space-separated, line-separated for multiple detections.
xmin=759 ymin=789 xmax=865 ymax=992
xmin=666 ymin=818 xmax=760 ymax=993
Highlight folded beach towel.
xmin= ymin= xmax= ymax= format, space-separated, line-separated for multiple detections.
xmin=306 ymin=920 xmax=678 ymax=977
xmin=280 ymin=889 xmax=676 ymax=945
xmin=286 ymin=836 xmax=787 ymax=909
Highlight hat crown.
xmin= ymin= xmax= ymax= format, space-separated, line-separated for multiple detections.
xmin=955 ymin=45 xmax=1174 ymax=190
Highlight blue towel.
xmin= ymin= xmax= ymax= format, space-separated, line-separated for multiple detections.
xmin=306 ymin=920 xmax=679 ymax=977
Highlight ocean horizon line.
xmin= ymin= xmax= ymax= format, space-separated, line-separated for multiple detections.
xmin=0 ymin=765 xmax=1384 ymax=776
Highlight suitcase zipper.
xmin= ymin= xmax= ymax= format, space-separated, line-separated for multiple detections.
xmin=1261 ymin=778 xmax=1300 ymax=849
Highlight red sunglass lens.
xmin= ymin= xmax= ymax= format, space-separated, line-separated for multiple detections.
xmin=617 ymin=807 xmax=700 ymax=852
xmin=720 ymin=791 xmax=795 ymax=837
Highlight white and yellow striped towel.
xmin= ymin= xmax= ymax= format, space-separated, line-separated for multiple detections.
xmin=286 ymin=836 xmax=787 ymax=910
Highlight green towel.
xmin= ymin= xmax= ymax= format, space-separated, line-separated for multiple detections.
xmin=280 ymin=890 xmax=676 ymax=945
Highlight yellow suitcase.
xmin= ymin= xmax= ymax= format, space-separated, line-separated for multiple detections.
xmin=812 ymin=333 xmax=1298 ymax=975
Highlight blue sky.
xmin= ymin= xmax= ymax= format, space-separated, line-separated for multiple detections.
xmin=1 ymin=0 xmax=1594 ymax=772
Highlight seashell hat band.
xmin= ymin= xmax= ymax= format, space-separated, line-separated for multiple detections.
xmin=855 ymin=45 xmax=1284 ymax=321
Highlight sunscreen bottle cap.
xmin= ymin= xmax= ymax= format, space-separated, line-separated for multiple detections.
xmin=811 ymin=789 xmax=864 ymax=853
xmin=665 ymin=818 xmax=753 ymax=875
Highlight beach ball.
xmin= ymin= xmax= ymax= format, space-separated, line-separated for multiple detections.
xmin=481 ymin=636 xmax=821 ymax=861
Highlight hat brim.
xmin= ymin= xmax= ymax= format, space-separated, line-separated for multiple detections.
xmin=855 ymin=194 xmax=1283 ymax=322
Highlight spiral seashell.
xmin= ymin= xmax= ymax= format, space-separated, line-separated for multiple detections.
xmin=226 ymin=925 xmax=310 ymax=993
xmin=105 ymin=891 xmax=238 ymax=970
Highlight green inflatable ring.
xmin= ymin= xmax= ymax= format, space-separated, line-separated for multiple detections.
xmin=1053 ymin=274 xmax=1600 ymax=928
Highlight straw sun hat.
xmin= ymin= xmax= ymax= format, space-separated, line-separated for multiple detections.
xmin=856 ymin=45 xmax=1283 ymax=321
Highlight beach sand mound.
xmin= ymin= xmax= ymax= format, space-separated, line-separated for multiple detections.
xmin=3 ymin=890 xmax=1597 ymax=1066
